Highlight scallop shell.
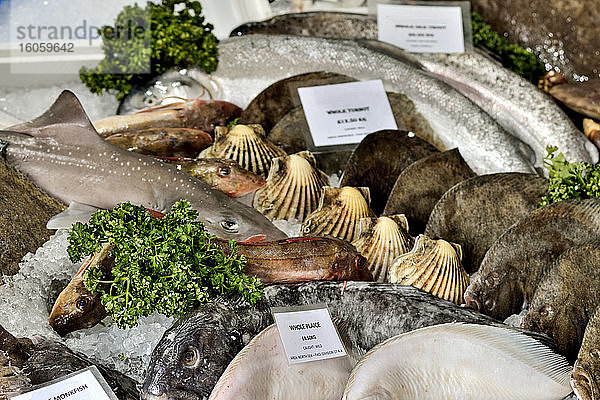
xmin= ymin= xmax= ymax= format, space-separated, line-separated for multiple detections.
xmin=351 ymin=215 xmax=415 ymax=282
xmin=252 ymin=151 xmax=330 ymax=222
xmin=301 ymin=186 xmax=376 ymax=243
xmin=199 ymin=124 xmax=286 ymax=178
xmin=389 ymin=235 xmax=469 ymax=304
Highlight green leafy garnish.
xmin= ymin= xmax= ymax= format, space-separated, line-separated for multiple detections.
xmin=80 ymin=0 xmax=218 ymax=100
xmin=67 ymin=200 xmax=262 ymax=328
xmin=539 ymin=145 xmax=600 ymax=207
xmin=471 ymin=12 xmax=546 ymax=83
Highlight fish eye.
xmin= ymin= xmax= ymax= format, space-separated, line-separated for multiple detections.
xmin=219 ymin=219 xmax=239 ymax=233
xmin=144 ymin=96 xmax=157 ymax=107
xmin=484 ymin=273 xmax=498 ymax=287
xmin=76 ymin=298 xmax=89 ymax=310
xmin=182 ymin=346 xmax=199 ymax=368
xmin=484 ymin=298 xmax=495 ymax=311
xmin=218 ymin=167 xmax=230 ymax=176
xmin=539 ymin=305 xmax=554 ymax=317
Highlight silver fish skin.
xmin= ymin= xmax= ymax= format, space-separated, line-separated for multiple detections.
xmin=140 ymin=281 xmax=551 ymax=400
xmin=0 ymin=91 xmax=287 ymax=242
xmin=122 ymin=35 xmax=535 ymax=175
xmin=343 ymin=323 xmax=572 ymax=400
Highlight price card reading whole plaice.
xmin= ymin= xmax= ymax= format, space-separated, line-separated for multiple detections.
xmin=11 ymin=366 xmax=117 ymax=400
xmin=272 ymin=304 xmax=347 ymax=364
xmin=297 ymin=80 xmax=397 ymax=149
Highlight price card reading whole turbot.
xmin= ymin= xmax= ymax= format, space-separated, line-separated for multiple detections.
xmin=272 ymin=304 xmax=347 ymax=364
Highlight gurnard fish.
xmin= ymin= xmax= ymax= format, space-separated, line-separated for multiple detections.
xmin=120 ymin=35 xmax=538 ymax=175
xmin=140 ymin=281 xmax=551 ymax=400
xmin=464 ymin=199 xmax=600 ymax=321
xmin=0 ymin=324 xmax=139 ymax=400
xmin=0 ymin=90 xmax=286 ymax=242
xmin=208 ymin=324 xmax=355 ymax=400
xmin=227 ymin=12 xmax=598 ymax=168
xmin=49 ymin=237 xmax=370 ymax=336
xmin=343 ymin=323 xmax=572 ymax=400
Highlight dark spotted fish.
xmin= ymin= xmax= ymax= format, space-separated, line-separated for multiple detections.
xmin=425 ymin=173 xmax=548 ymax=273
xmin=140 ymin=281 xmax=549 ymax=400
xmin=383 ymin=149 xmax=475 ymax=234
xmin=340 ymin=130 xmax=438 ymax=215
xmin=464 ymin=199 xmax=600 ymax=321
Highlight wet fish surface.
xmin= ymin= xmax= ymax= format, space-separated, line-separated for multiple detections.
xmin=425 ymin=173 xmax=548 ymax=273
xmin=464 ymin=199 xmax=600 ymax=321
xmin=121 ymin=35 xmax=537 ymax=175
xmin=384 ymin=149 xmax=475 ymax=234
xmin=340 ymin=130 xmax=439 ymax=215
xmin=105 ymin=128 xmax=213 ymax=158
xmin=0 ymin=91 xmax=286 ymax=242
xmin=208 ymin=324 xmax=354 ymax=400
xmin=343 ymin=323 xmax=572 ymax=400
xmin=141 ymin=281 xmax=547 ymax=400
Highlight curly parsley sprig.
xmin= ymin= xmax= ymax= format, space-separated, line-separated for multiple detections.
xmin=539 ymin=145 xmax=600 ymax=207
xmin=67 ymin=200 xmax=262 ymax=328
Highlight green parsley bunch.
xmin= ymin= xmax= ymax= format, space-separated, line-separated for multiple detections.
xmin=539 ymin=145 xmax=600 ymax=207
xmin=67 ymin=200 xmax=262 ymax=328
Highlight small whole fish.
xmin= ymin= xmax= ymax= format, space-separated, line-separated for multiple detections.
xmin=141 ymin=281 xmax=548 ymax=400
xmin=384 ymin=148 xmax=475 ymax=234
xmin=464 ymin=199 xmax=600 ymax=321
xmin=163 ymin=158 xmax=266 ymax=198
xmin=208 ymin=324 xmax=354 ymax=400
xmin=340 ymin=130 xmax=439 ymax=215
xmin=0 ymin=90 xmax=286 ymax=242
xmin=342 ymin=323 xmax=572 ymax=400
xmin=104 ymin=128 xmax=213 ymax=158
xmin=425 ymin=173 xmax=548 ymax=273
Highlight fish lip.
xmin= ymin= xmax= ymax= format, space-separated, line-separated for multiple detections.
xmin=463 ymin=293 xmax=481 ymax=311
xmin=571 ymin=365 xmax=599 ymax=400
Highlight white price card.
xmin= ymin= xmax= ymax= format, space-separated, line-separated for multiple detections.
xmin=272 ymin=304 xmax=347 ymax=364
xmin=297 ymin=80 xmax=397 ymax=148
xmin=378 ymin=3 xmax=466 ymax=53
xmin=11 ymin=366 xmax=117 ymax=400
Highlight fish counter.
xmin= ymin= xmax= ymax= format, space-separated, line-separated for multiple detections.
xmin=1 ymin=2 xmax=600 ymax=400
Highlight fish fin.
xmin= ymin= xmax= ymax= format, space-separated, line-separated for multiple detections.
xmin=8 ymin=91 xmax=103 ymax=144
xmin=46 ymin=201 xmax=100 ymax=229
xmin=357 ymin=40 xmax=424 ymax=70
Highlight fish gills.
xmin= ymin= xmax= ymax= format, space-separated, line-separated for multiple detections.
xmin=209 ymin=324 xmax=353 ymax=400
xmin=343 ymin=323 xmax=572 ymax=400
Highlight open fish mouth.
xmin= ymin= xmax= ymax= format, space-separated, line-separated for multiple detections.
xmin=463 ymin=293 xmax=481 ymax=311
xmin=572 ymin=366 xmax=599 ymax=400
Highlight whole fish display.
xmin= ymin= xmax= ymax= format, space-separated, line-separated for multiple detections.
xmin=49 ymin=236 xmax=370 ymax=336
xmin=0 ymin=324 xmax=139 ymax=400
xmin=141 ymin=281 xmax=543 ymax=400
xmin=208 ymin=324 xmax=354 ymax=400
xmin=0 ymin=157 xmax=65 ymax=276
xmin=384 ymin=149 xmax=475 ymax=234
xmin=164 ymin=158 xmax=266 ymax=198
xmin=120 ymin=35 xmax=538 ymax=175
xmin=342 ymin=323 xmax=572 ymax=400
xmin=425 ymin=173 xmax=548 ymax=273
xmin=96 ymin=98 xmax=242 ymax=137
xmin=340 ymin=130 xmax=438 ymax=215
xmin=104 ymin=128 xmax=213 ymax=158
xmin=464 ymin=199 xmax=600 ymax=321
xmin=229 ymin=12 xmax=598 ymax=167
xmin=0 ymin=91 xmax=286 ymax=242
xmin=521 ymin=243 xmax=600 ymax=359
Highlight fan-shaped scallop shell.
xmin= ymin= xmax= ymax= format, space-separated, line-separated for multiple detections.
xmin=301 ymin=186 xmax=376 ymax=243
xmin=351 ymin=215 xmax=414 ymax=282
xmin=252 ymin=151 xmax=329 ymax=222
xmin=199 ymin=124 xmax=286 ymax=178
xmin=389 ymin=235 xmax=469 ymax=304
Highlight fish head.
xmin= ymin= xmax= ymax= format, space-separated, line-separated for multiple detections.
xmin=141 ymin=306 xmax=250 ymax=400
xmin=194 ymin=158 xmax=265 ymax=197
xmin=48 ymin=276 xmax=105 ymax=337
xmin=463 ymin=268 xmax=521 ymax=320
xmin=330 ymin=239 xmax=371 ymax=280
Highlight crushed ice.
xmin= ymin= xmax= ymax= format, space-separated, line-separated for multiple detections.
xmin=0 ymin=229 xmax=173 ymax=382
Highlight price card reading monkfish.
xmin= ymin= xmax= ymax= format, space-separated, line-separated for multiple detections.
xmin=11 ymin=366 xmax=117 ymax=400
xmin=272 ymin=304 xmax=347 ymax=364
xmin=297 ymin=80 xmax=397 ymax=148
xmin=378 ymin=3 xmax=468 ymax=53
